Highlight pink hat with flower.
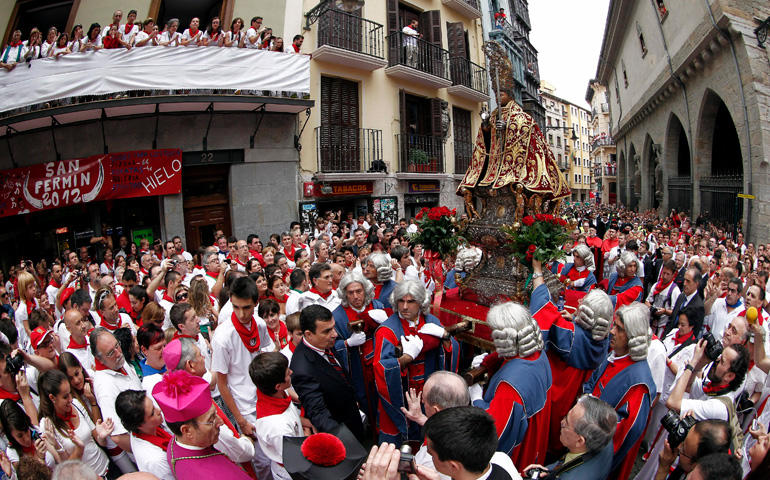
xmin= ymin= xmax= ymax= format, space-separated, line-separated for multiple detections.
xmin=152 ymin=370 xmax=211 ymax=423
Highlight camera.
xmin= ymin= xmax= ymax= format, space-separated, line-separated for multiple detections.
xmin=702 ymin=331 xmax=723 ymax=361
xmin=524 ymin=467 xmax=548 ymax=480
xmin=396 ymin=444 xmax=416 ymax=474
xmin=649 ymin=306 xmax=660 ymax=318
xmin=660 ymin=410 xmax=697 ymax=449
xmin=5 ymin=353 xmax=25 ymax=376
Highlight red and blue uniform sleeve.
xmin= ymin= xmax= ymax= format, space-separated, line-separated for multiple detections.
xmin=611 ymin=284 xmax=644 ymax=310
xmin=530 ymin=284 xmax=560 ymax=343
xmin=610 ymin=384 xmax=652 ymax=479
xmin=473 ymin=382 xmax=527 ymax=455
xmin=548 ymin=316 xmax=609 ymax=370
xmin=373 ymin=325 xmax=407 ymax=444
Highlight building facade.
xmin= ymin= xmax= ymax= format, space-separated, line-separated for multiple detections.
xmin=297 ymin=0 xmax=488 ymax=224
xmin=587 ymin=81 xmax=617 ymax=205
xmin=594 ymin=0 xmax=770 ymax=241
xmin=0 ymin=0 xmax=312 ymax=264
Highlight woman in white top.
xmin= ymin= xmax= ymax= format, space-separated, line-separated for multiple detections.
xmin=82 ymin=23 xmax=102 ymax=51
xmin=134 ymin=18 xmax=159 ymax=47
xmin=22 ymin=28 xmax=42 ymax=61
xmin=37 ymin=370 xmax=113 ymax=477
xmin=15 ymin=271 xmax=38 ymax=352
xmin=180 ymin=17 xmax=203 ymax=46
xmin=0 ymin=399 xmax=59 ymax=470
xmin=51 ymin=33 xmax=71 ymax=59
xmin=41 ymin=27 xmax=58 ymax=58
xmin=224 ymin=17 xmax=245 ymax=48
xmin=159 ymin=18 xmax=181 ymax=46
xmin=68 ymin=25 xmax=85 ymax=53
xmin=203 ymin=16 xmax=225 ymax=46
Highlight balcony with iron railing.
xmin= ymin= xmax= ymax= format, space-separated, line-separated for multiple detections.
xmin=447 ymin=57 xmax=489 ymax=102
xmin=602 ymin=164 xmax=617 ymax=177
xmin=312 ymin=9 xmax=387 ymax=71
xmin=489 ymin=19 xmax=526 ymax=46
xmin=315 ymin=127 xmax=385 ymax=175
xmin=396 ymin=133 xmax=445 ymax=174
xmin=441 ymin=0 xmax=481 ymax=19
xmin=385 ymin=32 xmax=452 ymax=89
xmin=591 ymin=136 xmax=615 ymax=150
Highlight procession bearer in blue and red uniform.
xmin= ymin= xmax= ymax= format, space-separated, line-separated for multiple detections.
xmin=606 ymin=251 xmax=644 ymax=310
xmin=467 ymin=270 xmax=553 ymax=471
xmin=373 ymin=280 xmax=459 ymax=445
xmin=583 ymin=302 xmax=657 ymax=480
xmin=331 ymin=271 xmax=386 ymax=423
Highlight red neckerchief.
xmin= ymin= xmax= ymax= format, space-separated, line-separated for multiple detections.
xmin=210 ymin=32 xmax=221 ymax=41
xmin=188 ymin=28 xmax=199 ymax=38
xmin=310 ymin=287 xmax=332 ymax=300
xmin=97 ymin=311 xmax=120 ymax=331
xmin=230 ymin=312 xmax=261 ymax=353
xmin=124 ymin=24 xmax=133 ymax=34
xmin=266 ymin=294 xmax=289 ymax=304
xmin=256 ymin=390 xmax=292 ymax=419
xmin=674 ymin=330 xmax=695 ymax=346
xmin=140 ymin=267 xmax=148 ymax=276
xmin=162 ymin=292 xmax=174 ymax=303
xmin=400 ymin=314 xmax=426 ymax=337
xmin=103 ymin=260 xmax=113 ymax=270
xmin=135 ymin=426 xmax=172 ymax=450
xmin=0 ymin=387 xmax=20 ymax=402
xmin=94 ymin=357 xmax=127 ymax=376
xmin=292 ymin=44 xmax=299 ymax=52
xmin=68 ymin=336 xmax=88 ymax=349
xmin=9 ymin=41 xmax=22 ymax=47
xmin=284 ymin=244 xmax=296 ymax=260
xmin=233 ymin=257 xmax=247 ymax=267
xmin=57 ymin=406 xmax=77 ymax=430
xmin=653 ymin=278 xmax=674 ymax=296
xmin=21 ymin=443 xmax=36 ymax=455
xmin=172 ymin=332 xmax=199 ymax=342
xmin=702 ymin=380 xmax=730 ymax=395
xmin=25 ymin=300 xmax=36 ymax=314
xmin=205 ymin=271 xmax=219 ymax=280
xmin=268 ymin=321 xmax=290 ymax=349
xmin=49 ymin=279 xmax=61 ymax=289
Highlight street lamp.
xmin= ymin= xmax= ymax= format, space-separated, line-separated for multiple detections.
xmin=305 ymin=0 xmax=365 ymax=30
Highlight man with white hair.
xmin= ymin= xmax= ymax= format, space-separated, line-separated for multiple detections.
xmin=583 ymin=302 xmax=657 ymax=480
xmin=606 ymin=250 xmax=644 ymax=310
xmin=331 ymin=271 xmax=386 ymax=421
xmin=469 ymin=293 xmax=552 ymax=470
xmin=363 ymin=253 xmax=398 ymax=309
xmin=557 ymin=243 xmax=597 ymax=295
xmin=373 ymin=280 xmax=458 ymax=444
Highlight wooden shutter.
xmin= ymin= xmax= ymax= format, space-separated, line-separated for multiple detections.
xmin=446 ymin=22 xmax=466 ymax=58
xmin=419 ymin=10 xmax=442 ymax=46
xmin=321 ymin=77 xmax=359 ymax=172
xmin=430 ymin=98 xmax=444 ymax=168
xmin=386 ymin=0 xmax=399 ymax=35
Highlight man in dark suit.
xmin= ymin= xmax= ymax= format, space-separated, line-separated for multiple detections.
xmin=640 ymin=241 xmax=658 ymax=298
xmin=664 ymin=268 xmax=705 ymax=337
xmin=290 ymin=304 xmax=365 ymax=441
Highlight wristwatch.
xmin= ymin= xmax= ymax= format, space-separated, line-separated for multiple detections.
xmin=531 ymin=272 xmax=543 ymax=279
xmin=684 ymin=364 xmax=695 ymax=372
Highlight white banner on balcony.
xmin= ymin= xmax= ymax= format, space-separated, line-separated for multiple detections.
xmin=0 ymin=47 xmax=310 ymax=113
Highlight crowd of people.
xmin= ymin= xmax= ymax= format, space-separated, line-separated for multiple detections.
xmin=0 ymin=203 xmax=767 ymax=480
xmin=1 ymin=8 xmax=305 ymax=72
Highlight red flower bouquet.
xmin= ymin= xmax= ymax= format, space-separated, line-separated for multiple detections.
xmin=502 ymin=213 xmax=571 ymax=268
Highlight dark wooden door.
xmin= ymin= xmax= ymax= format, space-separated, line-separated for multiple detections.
xmin=182 ymin=164 xmax=231 ymax=253
xmin=453 ymin=107 xmax=472 ymax=174
xmin=320 ymin=77 xmax=360 ymax=172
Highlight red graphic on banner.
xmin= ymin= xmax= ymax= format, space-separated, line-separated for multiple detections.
xmin=0 ymin=149 xmax=182 ymax=218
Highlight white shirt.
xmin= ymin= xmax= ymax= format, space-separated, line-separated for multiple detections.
xmin=210 ymin=314 xmax=274 ymax=416
xmin=181 ymin=29 xmax=203 ymax=45
xmin=415 ymin=448 xmax=521 ymax=480
xmin=134 ymin=31 xmax=156 ymax=47
xmin=92 ymin=361 xmax=142 ymax=435
xmin=160 ymin=31 xmax=181 ymax=46
xmin=213 ymin=422 xmax=255 ymax=464
xmin=244 ymin=27 xmax=261 ymax=48
xmin=225 ymin=30 xmax=243 ymax=47
xmin=706 ymin=297 xmax=743 ymax=340
xmin=280 ymin=343 xmax=295 ymax=363
xmin=130 ymin=430 xmax=175 ymax=480
xmin=66 ymin=342 xmax=95 ymax=372
xmin=660 ymin=329 xmax=695 ymax=402
xmin=40 ymin=401 xmax=109 ymax=476
xmin=46 ymin=283 xmax=63 ymax=319
xmin=120 ymin=24 xmax=139 ymax=44
xmin=402 ymin=25 xmax=419 ymax=47
xmin=297 ymin=289 xmax=340 ymax=312
xmin=285 ymin=290 xmax=303 ymax=317
xmin=255 ymin=399 xmax=303 ymax=480
xmin=647 ymin=337 xmax=667 ymax=397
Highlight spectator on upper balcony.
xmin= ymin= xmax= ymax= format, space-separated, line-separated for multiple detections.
xmin=102 ymin=24 xmax=131 ymax=50
xmin=260 ymin=28 xmax=274 ymax=50
xmin=159 ymin=18 xmax=182 ymax=47
xmin=69 ymin=25 xmax=86 ymax=53
xmin=180 ymin=17 xmax=204 ymax=46
xmin=288 ymin=35 xmax=303 ymax=54
xmin=101 ymin=10 xmax=123 ymax=39
xmin=22 ymin=27 xmax=42 ymax=60
xmin=121 ymin=10 xmax=139 ymax=46
xmin=41 ymin=27 xmax=58 ymax=58
xmin=244 ymin=16 xmax=264 ymax=49
xmin=135 ymin=19 xmax=159 ymax=48
xmin=271 ymin=37 xmax=284 ymax=52
xmin=225 ymin=17 xmax=245 ymax=48
xmin=82 ymin=23 xmax=103 ymax=51
xmin=203 ymin=17 xmax=224 ymax=47
xmin=494 ymin=8 xmax=506 ymax=29
xmin=402 ymin=19 xmax=420 ymax=67
xmin=1 ymin=30 xmax=24 ymax=71
xmin=51 ymin=33 xmax=71 ymax=59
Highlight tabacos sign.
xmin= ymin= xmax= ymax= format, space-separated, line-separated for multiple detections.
xmin=0 ymin=149 xmax=182 ymax=218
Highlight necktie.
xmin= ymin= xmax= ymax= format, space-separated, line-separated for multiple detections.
xmin=324 ymin=349 xmax=345 ymax=378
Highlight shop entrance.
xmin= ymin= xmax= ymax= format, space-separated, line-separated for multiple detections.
xmin=183 ymin=164 xmax=232 ymax=253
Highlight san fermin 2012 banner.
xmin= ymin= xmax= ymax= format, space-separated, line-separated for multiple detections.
xmin=0 ymin=149 xmax=182 ymax=218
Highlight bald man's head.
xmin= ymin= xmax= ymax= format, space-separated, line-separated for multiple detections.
xmin=423 ymin=371 xmax=470 ymax=418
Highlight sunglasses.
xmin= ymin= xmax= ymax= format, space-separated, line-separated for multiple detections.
xmin=176 ymin=292 xmax=188 ymax=301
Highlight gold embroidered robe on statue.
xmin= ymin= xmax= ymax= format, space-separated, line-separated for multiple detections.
xmin=458 ymin=101 xmax=570 ymax=199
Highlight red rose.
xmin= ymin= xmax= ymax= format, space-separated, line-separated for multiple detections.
xmin=535 ymin=213 xmax=544 ymax=221
xmin=528 ymin=244 xmax=536 ymax=252
xmin=522 ymin=216 xmax=535 ymax=226
xmin=451 ymin=208 xmax=457 ymax=215
xmin=440 ymin=206 xmax=450 ymax=216
xmin=545 ymin=214 xmax=553 ymax=221
xmin=416 ymin=211 xmax=423 ymax=220
xmin=428 ymin=207 xmax=441 ymax=220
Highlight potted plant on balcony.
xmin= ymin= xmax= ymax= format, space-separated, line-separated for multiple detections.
xmin=407 ymin=148 xmax=430 ymax=172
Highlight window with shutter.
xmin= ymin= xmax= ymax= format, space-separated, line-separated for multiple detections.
xmin=453 ymin=107 xmax=472 ymax=174
xmin=320 ymin=77 xmax=360 ymax=172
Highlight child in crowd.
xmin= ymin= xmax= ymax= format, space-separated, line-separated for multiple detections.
xmin=259 ymin=298 xmax=290 ymax=350
xmin=280 ymin=312 xmax=302 ymax=363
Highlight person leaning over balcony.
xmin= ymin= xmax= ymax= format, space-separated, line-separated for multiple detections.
xmin=22 ymin=27 xmax=42 ymax=61
xmin=180 ymin=17 xmax=204 ymax=46
xmin=244 ymin=16 xmax=264 ymax=49
xmin=259 ymin=28 xmax=274 ymax=49
xmin=121 ymin=10 xmax=139 ymax=46
xmin=224 ymin=17 xmax=245 ymax=48
xmin=1 ymin=30 xmax=24 ymax=71
xmin=51 ymin=33 xmax=71 ymax=59
xmin=271 ymin=37 xmax=284 ymax=52
xmin=69 ymin=25 xmax=86 ymax=53
xmin=494 ymin=8 xmax=507 ymax=29
xmin=203 ymin=16 xmax=224 ymax=47
xmin=402 ymin=19 xmax=420 ymax=67
xmin=134 ymin=19 xmax=158 ymax=48
xmin=288 ymin=34 xmax=303 ymax=54
xmin=82 ymin=23 xmax=103 ymax=51
xmin=41 ymin=26 xmax=58 ymax=58
xmin=102 ymin=24 xmax=130 ymax=50
xmin=159 ymin=18 xmax=181 ymax=47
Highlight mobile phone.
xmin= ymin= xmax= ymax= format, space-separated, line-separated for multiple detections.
xmin=753 ymin=419 xmax=759 ymax=431
xmin=30 ymin=429 xmax=41 ymax=442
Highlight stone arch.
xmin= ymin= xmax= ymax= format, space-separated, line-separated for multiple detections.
xmin=694 ymin=89 xmax=743 ymax=225
xmin=642 ymin=134 xmax=661 ymax=210
xmin=617 ymin=149 xmax=626 ymax=206
xmin=629 ymin=143 xmax=640 ymax=211
xmin=663 ymin=113 xmax=692 ymax=214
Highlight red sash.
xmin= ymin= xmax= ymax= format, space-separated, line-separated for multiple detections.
xmin=231 ymin=312 xmax=261 ymax=353
xmin=135 ymin=426 xmax=172 ymax=450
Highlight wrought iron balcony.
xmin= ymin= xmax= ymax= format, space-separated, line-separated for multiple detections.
xmin=315 ymin=127 xmax=384 ymax=173
xmin=441 ymin=0 xmax=481 ymax=19
xmin=396 ymin=133 xmax=444 ymax=173
xmin=447 ymin=57 xmax=489 ymax=102
xmin=386 ymin=32 xmax=451 ymax=88
xmin=313 ymin=9 xmax=387 ymax=71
